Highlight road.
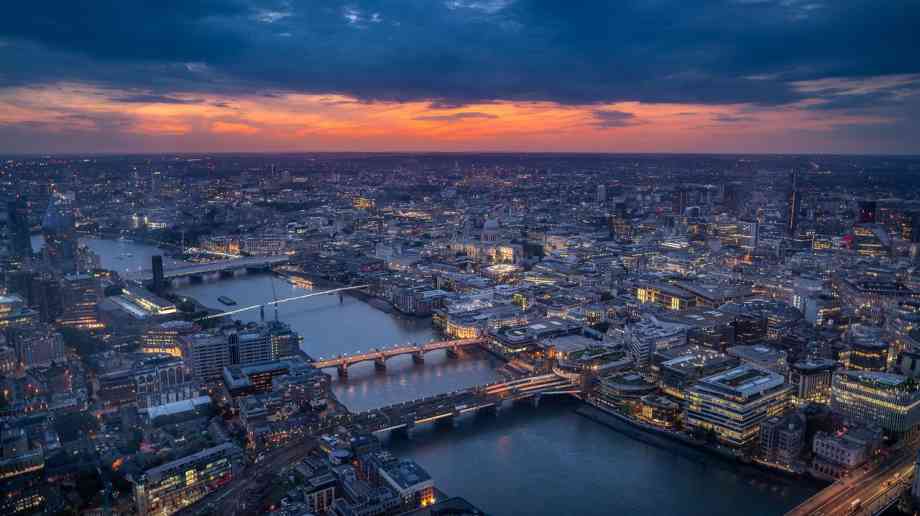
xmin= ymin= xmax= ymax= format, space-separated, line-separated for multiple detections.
xmin=786 ymin=451 xmax=915 ymax=516
xmin=178 ymin=438 xmax=318 ymax=516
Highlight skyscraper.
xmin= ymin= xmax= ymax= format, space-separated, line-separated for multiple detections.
xmin=787 ymin=171 xmax=800 ymax=236
xmin=6 ymin=196 xmax=32 ymax=263
xmin=673 ymin=188 xmax=689 ymax=217
xmin=41 ymin=195 xmax=78 ymax=274
xmin=151 ymin=255 xmax=164 ymax=294
xmin=57 ymin=273 xmax=103 ymax=330
xmin=858 ymin=200 xmax=877 ymax=224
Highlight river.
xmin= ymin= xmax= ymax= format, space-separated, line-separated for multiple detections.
xmin=74 ymin=237 xmax=820 ymax=515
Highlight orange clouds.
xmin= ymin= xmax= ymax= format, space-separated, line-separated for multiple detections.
xmin=0 ymin=81 xmax=903 ymax=153
xmin=211 ymin=121 xmax=259 ymax=135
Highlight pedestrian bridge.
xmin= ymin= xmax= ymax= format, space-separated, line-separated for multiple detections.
xmin=311 ymin=338 xmax=489 ymax=375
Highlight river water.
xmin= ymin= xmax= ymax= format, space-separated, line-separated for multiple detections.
xmin=73 ymin=237 xmax=820 ymax=515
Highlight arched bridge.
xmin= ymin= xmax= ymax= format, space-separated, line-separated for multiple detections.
xmin=311 ymin=337 xmax=489 ymax=375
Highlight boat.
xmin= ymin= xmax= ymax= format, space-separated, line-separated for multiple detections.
xmin=287 ymin=276 xmax=314 ymax=289
xmin=218 ymin=296 xmax=237 ymax=306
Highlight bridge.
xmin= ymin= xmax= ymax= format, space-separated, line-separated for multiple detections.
xmin=311 ymin=337 xmax=489 ymax=376
xmin=351 ymin=373 xmax=580 ymax=434
xmin=198 ymin=285 xmax=368 ymax=321
xmin=786 ymin=450 xmax=915 ymax=516
xmin=125 ymin=255 xmax=290 ymax=283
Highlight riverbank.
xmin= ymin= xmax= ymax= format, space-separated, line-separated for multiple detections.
xmin=275 ymin=271 xmax=431 ymax=319
xmin=577 ymin=402 xmax=823 ymax=487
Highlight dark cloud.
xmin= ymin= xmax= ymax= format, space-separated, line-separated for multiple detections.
xmin=0 ymin=1 xmax=247 ymax=63
xmin=0 ymin=0 xmax=918 ymax=114
xmin=803 ymin=81 xmax=920 ymax=112
xmin=592 ymin=110 xmax=639 ymax=128
xmin=111 ymin=94 xmax=203 ymax=104
xmin=712 ymin=114 xmax=759 ymax=123
xmin=413 ymin=112 xmax=498 ymax=122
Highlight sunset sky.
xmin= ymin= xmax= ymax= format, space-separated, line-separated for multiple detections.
xmin=1 ymin=1 xmax=918 ymax=154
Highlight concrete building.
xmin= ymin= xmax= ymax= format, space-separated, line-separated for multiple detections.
xmin=811 ymin=424 xmax=882 ymax=480
xmin=759 ymin=411 xmax=806 ymax=470
xmin=623 ymin=316 xmax=688 ymax=370
xmin=8 ymin=324 xmax=64 ymax=369
xmin=727 ymin=344 xmax=789 ymax=377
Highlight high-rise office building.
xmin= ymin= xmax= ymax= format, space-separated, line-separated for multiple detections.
xmin=151 ymin=255 xmax=165 ymax=294
xmin=910 ymin=212 xmax=920 ymax=243
xmin=6 ymin=197 xmax=32 ymax=263
xmin=686 ymin=365 xmax=792 ymax=449
xmin=831 ymin=371 xmax=920 ymax=433
xmin=787 ymin=171 xmax=801 ymax=236
xmin=41 ymin=195 xmax=78 ymax=274
xmin=182 ymin=333 xmax=229 ymax=382
xmin=858 ymin=200 xmax=877 ymax=224
xmin=182 ymin=322 xmax=299 ymax=382
xmin=673 ymin=189 xmax=689 ymax=217
xmin=9 ymin=324 xmax=64 ymax=369
xmin=789 ymin=358 xmax=836 ymax=405
xmin=142 ymin=320 xmax=201 ymax=357
xmin=57 ymin=274 xmax=103 ymax=330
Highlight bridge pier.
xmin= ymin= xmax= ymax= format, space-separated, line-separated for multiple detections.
xmin=531 ymin=393 xmax=542 ymax=408
xmin=446 ymin=347 xmax=460 ymax=359
xmin=435 ymin=414 xmax=457 ymax=429
xmin=477 ymin=404 xmax=499 ymax=417
xmin=412 ymin=351 xmax=425 ymax=364
xmin=337 ymin=364 xmax=349 ymax=378
xmin=374 ymin=357 xmax=387 ymax=371
xmin=393 ymin=423 xmax=415 ymax=439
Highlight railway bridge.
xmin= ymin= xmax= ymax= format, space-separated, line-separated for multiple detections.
xmin=351 ymin=373 xmax=581 ymax=434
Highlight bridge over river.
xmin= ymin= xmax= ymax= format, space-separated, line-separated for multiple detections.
xmin=311 ymin=337 xmax=489 ymax=376
xmin=785 ymin=448 xmax=916 ymax=516
xmin=351 ymin=373 xmax=581 ymax=434
xmin=125 ymin=255 xmax=290 ymax=283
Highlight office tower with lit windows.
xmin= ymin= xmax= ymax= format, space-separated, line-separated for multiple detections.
xmin=845 ymin=324 xmax=889 ymax=372
xmin=132 ymin=442 xmax=242 ymax=516
xmin=686 ymin=365 xmax=792 ymax=450
xmin=0 ymin=294 xmax=38 ymax=329
xmin=41 ymin=195 xmax=78 ymax=274
xmin=142 ymin=321 xmax=201 ymax=357
xmin=789 ymin=359 xmax=836 ymax=405
xmin=182 ymin=333 xmax=230 ymax=383
xmin=831 ymin=370 xmax=920 ymax=433
xmin=57 ymin=273 xmax=103 ymax=330
xmin=182 ymin=322 xmax=298 ymax=382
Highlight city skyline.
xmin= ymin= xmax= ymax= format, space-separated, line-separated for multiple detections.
xmin=1 ymin=1 xmax=919 ymax=154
